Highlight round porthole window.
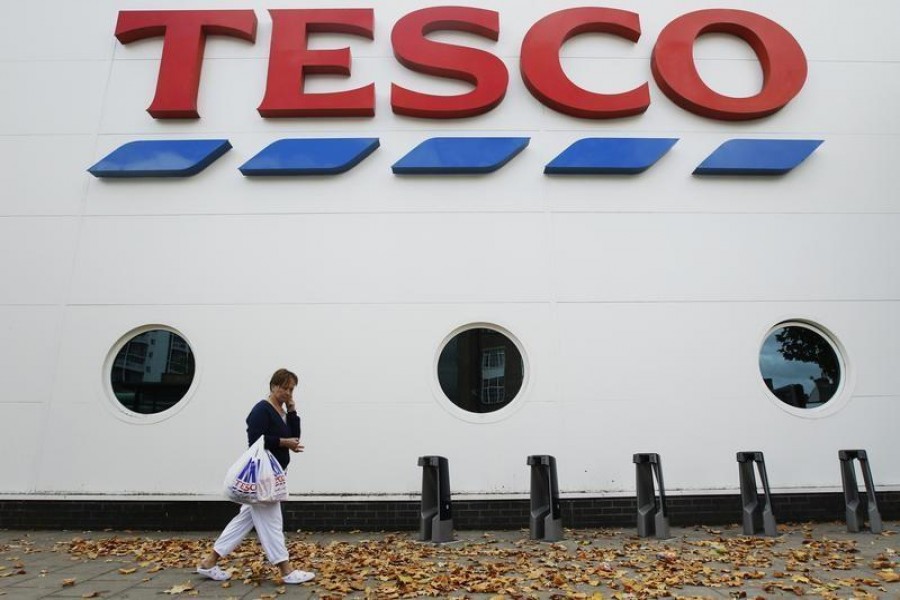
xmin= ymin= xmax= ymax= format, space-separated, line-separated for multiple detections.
xmin=437 ymin=327 xmax=524 ymax=414
xmin=759 ymin=322 xmax=842 ymax=410
xmin=110 ymin=329 xmax=196 ymax=415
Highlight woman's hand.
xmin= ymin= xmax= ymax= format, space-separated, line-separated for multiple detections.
xmin=272 ymin=385 xmax=296 ymax=412
xmin=280 ymin=438 xmax=304 ymax=452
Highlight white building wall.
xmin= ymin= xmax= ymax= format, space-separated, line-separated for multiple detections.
xmin=1 ymin=0 xmax=898 ymax=498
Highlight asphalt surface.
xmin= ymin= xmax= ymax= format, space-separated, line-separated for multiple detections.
xmin=0 ymin=522 xmax=897 ymax=599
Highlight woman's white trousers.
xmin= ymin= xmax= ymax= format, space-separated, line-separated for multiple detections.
xmin=213 ymin=503 xmax=288 ymax=565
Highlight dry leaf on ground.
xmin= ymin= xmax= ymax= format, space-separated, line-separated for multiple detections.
xmin=877 ymin=570 xmax=899 ymax=582
xmin=162 ymin=581 xmax=194 ymax=595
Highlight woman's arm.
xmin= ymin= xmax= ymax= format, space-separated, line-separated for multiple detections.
xmin=287 ymin=411 xmax=301 ymax=439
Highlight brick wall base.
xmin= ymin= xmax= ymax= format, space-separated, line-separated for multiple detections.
xmin=1 ymin=492 xmax=897 ymax=531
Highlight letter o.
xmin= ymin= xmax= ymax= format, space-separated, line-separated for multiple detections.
xmin=651 ymin=9 xmax=807 ymax=120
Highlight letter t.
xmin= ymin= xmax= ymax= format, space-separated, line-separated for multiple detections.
xmin=116 ymin=10 xmax=258 ymax=118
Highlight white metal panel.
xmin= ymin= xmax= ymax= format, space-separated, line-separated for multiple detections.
xmin=3 ymin=2 xmax=119 ymax=61
xmin=67 ymin=213 xmax=553 ymax=305
xmin=551 ymin=213 xmax=900 ymax=302
xmin=0 ymin=217 xmax=81 ymax=305
xmin=0 ymin=62 xmax=109 ymax=136
xmin=0 ymin=307 xmax=65 ymax=404
xmin=0 ymin=404 xmax=46 ymax=493
xmin=0 ymin=136 xmax=96 ymax=216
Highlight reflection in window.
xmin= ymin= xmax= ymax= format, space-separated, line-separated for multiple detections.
xmin=111 ymin=330 xmax=195 ymax=414
xmin=759 ymin=324 xmax=841 ymax=409
xmin=438 ymin=328 xmax=523 ymax=413
xmin=480 ymin=347 xmax=506 ymax=405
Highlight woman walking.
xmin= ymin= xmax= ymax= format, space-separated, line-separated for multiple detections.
xmin=197 ymin=368 xmax=314 ymax=584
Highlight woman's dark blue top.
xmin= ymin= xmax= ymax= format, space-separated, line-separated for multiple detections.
xmin=246 ymin=400 xmax=301 ymax=470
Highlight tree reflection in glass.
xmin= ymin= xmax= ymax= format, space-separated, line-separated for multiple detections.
xmin=759 ymin=324 xmax=841 ymax=409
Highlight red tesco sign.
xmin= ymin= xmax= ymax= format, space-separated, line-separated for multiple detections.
xmin=115 ymin=7 xmax=808 ymax=121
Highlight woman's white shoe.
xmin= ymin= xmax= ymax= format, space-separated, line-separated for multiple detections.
xmin=196 ymin=565 xmax=231 ymax=581
xmin=282 ymin=569 xmax=315 ymax=584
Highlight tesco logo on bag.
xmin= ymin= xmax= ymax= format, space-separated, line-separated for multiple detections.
xmin=234 ymin=459 xmax=260 ymax=493
xmin=114 ymin=6 xmax=808 ymax=122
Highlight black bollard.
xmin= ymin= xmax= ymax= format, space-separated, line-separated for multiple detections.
xmin=527 ymin=455 xmax=563 ymax=541
xmin=633 ymin=453 xmax=671 ymax=539
xmin=736 ymin=451 xmax=777 ymax=536
xmin=839 ymin=450 xmax=883 ymax=533
xmin=417 ymin=456 xmax=453 ymax=543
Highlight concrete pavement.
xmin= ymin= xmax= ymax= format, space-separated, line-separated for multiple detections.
xmin=0 ymin=522 xmax=897 ymax=599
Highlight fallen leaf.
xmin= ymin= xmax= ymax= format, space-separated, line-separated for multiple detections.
xmin=82 ymin=593 xmax=101 ymax=599
xmin=877 ymin=570 xmax=899 ymax=582
xmin=163 ymin=582 xmax=194 ymax=595
xmin=62 ymin=578 xmax=77 ymax=587
xmin=118 ymin=568 xmax=137 ymax=575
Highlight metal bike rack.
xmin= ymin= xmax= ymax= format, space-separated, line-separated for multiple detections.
xmin=417 ymin=455 xmax=453 ymax=543
xmin=633 ymin=453 xmax=671 ymax=539
xmin=736 ymin=451 xmax=777 ymax=536
xmin=839 ymin=449 xmax=883 ymax=533
xmin=527 ymin=455 xmax=563 ymax=541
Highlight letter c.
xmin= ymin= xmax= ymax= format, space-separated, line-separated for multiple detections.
xmin=520 ymin=8 xmax=650 ymax=119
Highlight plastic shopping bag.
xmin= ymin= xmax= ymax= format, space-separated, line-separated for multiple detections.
xmin=224 ymin=436 xmax=288 ymax=504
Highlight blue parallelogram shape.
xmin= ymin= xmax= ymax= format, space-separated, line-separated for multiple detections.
xmin=239 ymin=138 xmax=380 ymax=176
xmin=392 ymin=137 xmax=529 ymax=174
xmin=545 ymin=138 xmax=678 ymax=175
xmin=694 ymin=139 xmax=824 ymax=175
xmin=88 ymin=140 xmax=232 ymax=178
